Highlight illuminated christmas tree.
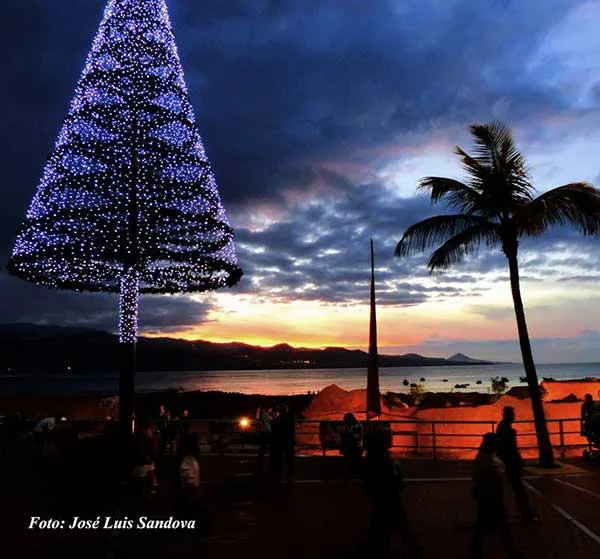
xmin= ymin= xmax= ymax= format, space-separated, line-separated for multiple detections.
xmin=8 ymin=0 xmax=242 ymax=433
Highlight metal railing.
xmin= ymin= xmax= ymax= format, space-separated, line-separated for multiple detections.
xmin=0 ymin=416 xmax=589 ymax=460
xmin=292 ymin=418 xmax=588 ymax=460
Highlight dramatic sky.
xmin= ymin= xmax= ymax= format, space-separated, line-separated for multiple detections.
xmin=1 ymin=0 xmax=600 ymax=362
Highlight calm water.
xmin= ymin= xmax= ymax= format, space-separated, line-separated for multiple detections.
xmin=1 ymin=362 xmax=599 ymax=396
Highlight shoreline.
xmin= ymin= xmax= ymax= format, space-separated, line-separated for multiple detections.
xmin=2 ymin=376 xmax=598 ymax=422
xmin=3 ymin=363 xmax=599 ymax=399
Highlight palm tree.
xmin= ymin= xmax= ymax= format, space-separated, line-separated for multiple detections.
xmin=395 ymin=122 xmax=600 ymax=467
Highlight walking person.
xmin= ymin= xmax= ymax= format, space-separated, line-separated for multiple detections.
xmin=33 ymin=412 xmax=57 ymax=457
xmin=256 ymin=406 xmax=273 ymax=473
xmin=156 ymin=404 xmax=168 ymax=434
xmin=131 ymin=422 xmax=159 ymax=495
xmin=472 ymin=433 xmax=522 ymax=559
xmin=581 ymin=394 xmax=596 ymax=454
xmin=341 ymin=412 xmax=364 ymax=481
xmin=178 ymin=433 xmax=201 ymax=515
xmin=158 ymin=410 xmax=180 ymax=483
xmin=363 ymin=424 xmax=420 ymax=557
xmin=270 ymin=404 xmax=295 ymax=484
xmin=496 ymin=406 xmax=538 ymax=525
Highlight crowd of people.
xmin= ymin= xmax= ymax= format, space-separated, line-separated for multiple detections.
xmin=128 ymin=404 xmax=200 ymax=513
xmin=471 ymin=406 xmax=539 ymax=559
xmin=256 ymin=404 xmax=297 ymax=482
xmin=331 ymin=405 xmax=545 ymax=557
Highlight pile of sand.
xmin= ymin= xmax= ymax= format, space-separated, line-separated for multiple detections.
xmin=303 ymin=384 xmax=413 ymax=421
xmin=540 ymin=379 xmax=600 ymax=402
xmin=301 ymin=385 xmax=587 ymax=460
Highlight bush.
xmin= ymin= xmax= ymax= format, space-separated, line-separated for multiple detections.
xmin=490 ymin=376 xmax=509 ymax=395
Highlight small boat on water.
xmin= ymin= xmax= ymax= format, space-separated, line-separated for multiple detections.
xmin=476 ymin=380 xmax=482 ymax=384
xmin=455 ymin=383 xmax=470 ymax=389
xmin=420 ymin=377 xmax=426 ymax=382
xmin=442 ymin=379 xmax=448 ymax=382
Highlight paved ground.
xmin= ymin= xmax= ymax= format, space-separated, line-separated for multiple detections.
xmin=3 ymin=453 xmax=600 ymax=558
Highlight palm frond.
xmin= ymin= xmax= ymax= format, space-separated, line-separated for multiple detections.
xmin=514 ymin=182 xmax=600 ymax=237
xmin=470 ymin=122 xmax=524 ymax=165
xmin=454 ymin=146 xmax=489 ymax=187
xmin=469 ymin=122 xmax=505 ymax=168
xmin=427 ymin=223 xmax=502 ymax=271
xmin=395 ymin=214 xmax=493 ymax=258
xmin=418 ymin=177 xmax=482 ymax=213
xmin=458 ymin=122 xmax=534 ymax=211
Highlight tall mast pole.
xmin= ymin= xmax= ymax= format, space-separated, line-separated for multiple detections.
xmin=367 ymin=239 xmax=381 ymax=419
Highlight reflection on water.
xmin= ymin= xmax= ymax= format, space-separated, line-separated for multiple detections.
xmin=1 ymin=363 xmax=599 ymax=396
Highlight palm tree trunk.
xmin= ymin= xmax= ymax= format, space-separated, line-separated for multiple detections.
xmin=506 ymin=249 xmax=555 ymax=467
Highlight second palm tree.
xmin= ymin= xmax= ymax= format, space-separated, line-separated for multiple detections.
xmin=395 ymin=122 xmax=600 ymax=467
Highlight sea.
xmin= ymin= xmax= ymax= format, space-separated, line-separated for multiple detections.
xmin=1 ymin=362 xmax=599 ymax=396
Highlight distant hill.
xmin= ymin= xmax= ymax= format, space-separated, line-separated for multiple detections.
xmin=0 ymin=323 xmax=494 ymax=374
xmin=447 ymin=353 xmax=490 ymax=364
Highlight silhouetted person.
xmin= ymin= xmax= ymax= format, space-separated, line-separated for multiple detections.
xmin=364 ymin=425 xmax=419 ymax=557
xmin=496 ymin=406 xmax=537 ymax=524
xmin=341 ymin=412 xmax=364 ymax=480
xmin=132 ymin=423 xmax=159 ymax=494
xmin=581 ymin=394 xmax=595 ymax=437
xmin=256 ymin=406 xmax=273 ymax=473
xmin=178 ymin=433 xmax=200 ymax=515
xmin=271 ymin=404 xmax=295 ymax=483
xmin=158 ymin=410 xmax=180 ymax=482
xmin=33 ymin=410 xmax=65 ymax=457
xmin=180 ymin=408 xmax=191 ymax=430
xmin=472 ymin=433 xmax=522 ymax=559
xmin=156 ymin=404 xmax=168 ymax=436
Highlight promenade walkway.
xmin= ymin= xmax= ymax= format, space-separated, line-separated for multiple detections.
xmin=3 ymin=454 xmax=600 ymax=558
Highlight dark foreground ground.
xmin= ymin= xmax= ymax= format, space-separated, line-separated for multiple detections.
xmin=3 ymin=451 xmax=600 ymax=559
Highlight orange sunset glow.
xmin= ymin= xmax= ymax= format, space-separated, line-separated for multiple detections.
xmin=141 ymin=276 xmax=600 ymax=363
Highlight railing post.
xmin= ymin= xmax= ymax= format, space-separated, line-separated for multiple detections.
xmin=559 ymin=419 xmax=565 ymax=460
xmin=490 ymin=421 xmax=496 ymax=433
xmin=432 ymin=421 xmax=437 ymax=461
xmin=415 ymin=429 xmax=420 ymax=456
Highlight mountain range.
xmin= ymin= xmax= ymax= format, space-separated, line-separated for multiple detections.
xmin=0 ymin=323 xmax=494 ymax=374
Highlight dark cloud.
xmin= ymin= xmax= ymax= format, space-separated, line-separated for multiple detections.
xmin=231 ymin=181 xmax=490 ymax=305
xmin=173 ymin=0 xmax=577 ymax=206
xmin=0 ymin=0 xmax=596 ymax=328
xmin=0 ymin=273 xmax=213 ymax=333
